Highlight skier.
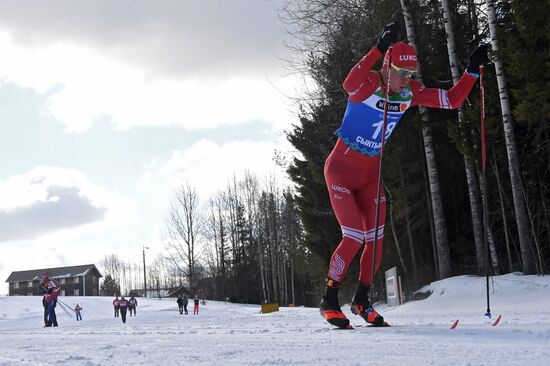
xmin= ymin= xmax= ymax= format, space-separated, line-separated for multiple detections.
xmin=177 ymin=295 xmax=184 ymax=315
xmin=319 ymin=21 xmax=488 ymax=329
xmin=112 ymin=296 xmax=120 ymax=318
xmin=40 ymin=274 xmax=60 ymax=327
xmin=193 ymin=294 xmax=199 ymax=315
xmin=118 ymin=296 xmax=129 ymax=324
xmin=128 ymin=296 xmax=138 ymax=316
xmin=75 ymin=303 xmax=83 ymax=321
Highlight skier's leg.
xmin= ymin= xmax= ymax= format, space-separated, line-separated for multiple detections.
xmin=48 ymin=300 xmax=58 ymax=327
xmin=350 ymin=180 xmax=388 ymax=326
xmin=323 ymin=149 xmax=365 ymax=285
xmin=320 ymin=146 xmax=365 ymax=328
xmin=44 ymin=306 xmax=49 ymax=326
xmin=357 ymin=179 xmax=386 ymax=286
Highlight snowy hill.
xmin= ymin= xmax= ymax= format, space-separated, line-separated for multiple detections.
xmin=1 ymin=273 xmax=549 ymax=365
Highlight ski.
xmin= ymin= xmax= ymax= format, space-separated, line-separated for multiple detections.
xmin=332 ymin=324 xmax=355 ymax=330
xmin=449 ymin=315 xmax=502 ymax=329
xmin=491 ymin=314 xmax=502 ymax=326
xmin=450 ymin=319 xmax=459 ymax=329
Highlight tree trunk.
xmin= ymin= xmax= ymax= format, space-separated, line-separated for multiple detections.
xmin=401 ymin=0 xmax=452 ymax=279
xmin=485 ymin=0 xmax=535 ymax=274
xmin=492 ymin=152 xmax=514 ymax=272
xmin=440 ymin=0 xmax=485 ymax=274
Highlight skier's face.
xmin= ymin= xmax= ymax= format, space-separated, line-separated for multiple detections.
xmin=388 ymin=64 xmax=415 ymax=91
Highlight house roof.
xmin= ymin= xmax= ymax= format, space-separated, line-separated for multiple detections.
xmin=5 ymin=264 xmax=103 ymax=282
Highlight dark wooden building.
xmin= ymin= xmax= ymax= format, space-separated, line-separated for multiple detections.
xmin=5 ymin=264 xmax=102 ymax=296
xmin=167 ymin=285 xmax=190 ymax=298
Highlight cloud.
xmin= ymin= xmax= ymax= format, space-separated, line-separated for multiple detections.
xmin=0 ymin=185 xmax=107 ymax=242
xmin=0 ymin=0 xmax=288 ymax=79
xmin=0 ymin=166 xmax=136 ymax=242
xmin=158 ymin=139 xmax=289 ymax=198
xmin=0 ymin=24 xmax=297 ymax=133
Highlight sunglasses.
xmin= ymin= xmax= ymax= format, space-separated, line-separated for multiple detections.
xmin=391 ymin=63 xmax=416 ymax=78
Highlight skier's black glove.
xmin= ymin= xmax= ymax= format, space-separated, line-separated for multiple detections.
xmin=466 ymin=44 xmax=489 ymax=75
xmin=376 ymin=21 xmax=400 ymax=53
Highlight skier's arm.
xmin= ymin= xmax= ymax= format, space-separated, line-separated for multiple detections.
xmin=342 ymin=47 xmax=383 ymax=102
xmin=410 ymin=72 xmax=478 ymax=109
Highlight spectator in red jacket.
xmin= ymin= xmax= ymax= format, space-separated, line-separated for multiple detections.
xmin=193 ymin=295 xmax=200 ymax=315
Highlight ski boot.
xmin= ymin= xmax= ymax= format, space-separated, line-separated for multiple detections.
xmin=350 ymin=283 xmax=389 ymax=327
xmin=319 ymin=279 xmax=351 ymax=329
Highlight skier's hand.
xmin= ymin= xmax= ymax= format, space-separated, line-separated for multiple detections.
xmin=466 ymin=44 xmax=489 ymax=75
xmin=376 ymin=21 xmax=400 ymax=53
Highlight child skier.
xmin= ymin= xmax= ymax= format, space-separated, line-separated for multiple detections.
xmin=75 ymin=303 xmax=82 ymax=321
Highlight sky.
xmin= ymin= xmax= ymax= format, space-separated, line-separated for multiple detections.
xmin=0 ymin=0 xmax=303 ymax=294
xmin=1 ymin=273 xmax=549 ymax=365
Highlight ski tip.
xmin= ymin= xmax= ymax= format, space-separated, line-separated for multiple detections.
xmin=492 ymin=314 xmax=502 ymax=326
xmin=450 ymin=319 xmax=459 ymax=329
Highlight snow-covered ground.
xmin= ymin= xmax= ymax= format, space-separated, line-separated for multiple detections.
xmin=1 ymin=273 xmax=549 ymax=365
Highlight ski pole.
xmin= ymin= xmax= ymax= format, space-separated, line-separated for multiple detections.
xmin=369 ymin=46 xmax=393 ymax=303
xmin=57 ymin=298 xmax=75 ymax=312
xmin=57 ymin=300 xmax=74 ymax=319
xmin=480 ymin=65 xmax=491 ymax=319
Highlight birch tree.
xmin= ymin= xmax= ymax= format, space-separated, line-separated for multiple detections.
xmin=400 ymin=0 xmax=451 ymax=279
xmin=440 ymin=0 xmax=485 ymax=275
xmin=485 ymin=0 xmax=535 ymax=274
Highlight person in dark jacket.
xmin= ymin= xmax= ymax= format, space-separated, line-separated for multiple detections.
xmin=182 ymin=295 xmax=189 ymax=314
xmin=177 ymin=296 xmax=184 ymax=314
xmin=128 ymin=296 xmax=138 ymax=316
xmin=118 ymin=296 xmax=129 ymax=323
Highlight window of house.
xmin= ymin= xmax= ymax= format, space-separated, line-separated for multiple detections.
xmin=60 ymin=290 xmax=65 ymax=296
xmin=60 ymin=278 xmax=65 ymax=285
xmin=74 ymin=288 xmax=80 ymax=296
xmin=93 ymin=276 xmax=97 ymax=285
xmin=74 ymin=276 xmax=80 ymax=284
xmin=28 ymin=281 xmax=33 ymax=288
xmin=14 ymin=282 xmax=19 ymax=289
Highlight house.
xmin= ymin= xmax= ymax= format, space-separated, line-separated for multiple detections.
xmin=5 ymin=264 xmax=103 ymax=296
xmin=167 ymin=285 xmax=190 ymax=298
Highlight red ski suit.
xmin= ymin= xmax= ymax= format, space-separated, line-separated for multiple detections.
xmin=325 ymin=46 xmax=478 ymax=285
